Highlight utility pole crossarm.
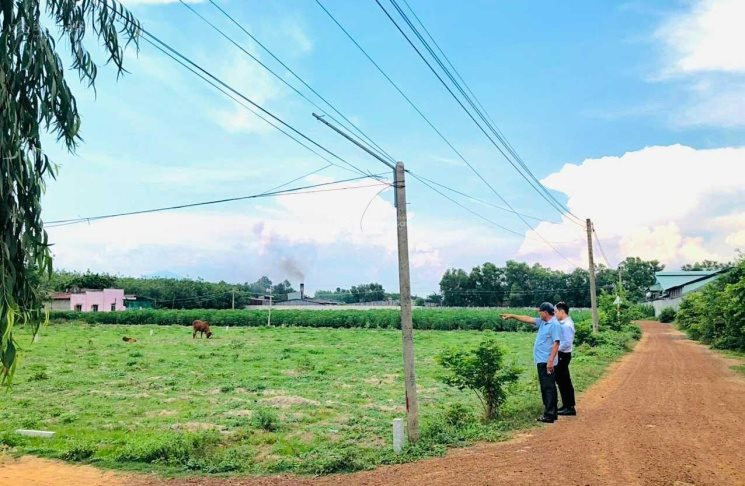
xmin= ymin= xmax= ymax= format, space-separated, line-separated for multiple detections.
xmin=312 ymin=113 xmax=395 ymax=170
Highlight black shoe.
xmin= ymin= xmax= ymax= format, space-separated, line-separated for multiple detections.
xmin=536 ymin=416 xmax=555 ymax=423
xmin=557 ymin=407 xmax=576 ymax=416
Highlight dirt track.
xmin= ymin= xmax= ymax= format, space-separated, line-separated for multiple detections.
xmin=2 ymin=321 xmax=744 ymax=485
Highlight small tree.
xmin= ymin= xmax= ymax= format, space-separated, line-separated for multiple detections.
xmin=436 ymin=339 xmax=520 ymax=421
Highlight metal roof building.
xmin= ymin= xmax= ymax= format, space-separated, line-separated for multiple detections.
xmin=648 ymin=269 xmax=728 ymax=314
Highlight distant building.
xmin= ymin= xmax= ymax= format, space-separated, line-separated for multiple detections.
xmin=282 ymin=283 xmax=340 ymax=306
xmin=47 ymin=292 xmax=72 ymax=311
xmin=69 ymin=289 xmax=125 ymax=312
xmin=123 ymin=295 xmax=153 ymax=310
xmin=648 ymin=270 xmax=728 ymax=314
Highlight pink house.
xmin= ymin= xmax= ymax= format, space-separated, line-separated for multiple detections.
xmin=69 ymin=289 xmax=126 ymax=312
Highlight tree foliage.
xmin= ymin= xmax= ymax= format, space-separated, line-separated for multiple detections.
xmin=676 ymin=259 xmax=745 ymax=351
xmin=681 ymin=260 xmax=731 ymax=271
xmin=437 ymin=339 xmax=520 ymax=421
xmin=437 ymin=257 xmax=662 ymax=308
xmin=44 ymin=271 xmax=297 ymax=308
xmin=314 ymin=283 xmax=388 ymax=303
xmin=1 ymin=0 xmax=139 ymax=383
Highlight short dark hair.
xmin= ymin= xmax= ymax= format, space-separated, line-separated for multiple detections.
xmin=556 ymin=301 xmax=569 ymax=313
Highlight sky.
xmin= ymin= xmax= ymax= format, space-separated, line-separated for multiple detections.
xmin=41 ymin=0 xmax=745 ymax=296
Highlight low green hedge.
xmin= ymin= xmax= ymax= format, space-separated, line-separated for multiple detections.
xmin=49 ymin=308 xmax=529 ymax=331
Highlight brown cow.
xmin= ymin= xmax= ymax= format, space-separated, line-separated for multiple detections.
xmin=192 ymin=320 xmax=213 ymax=339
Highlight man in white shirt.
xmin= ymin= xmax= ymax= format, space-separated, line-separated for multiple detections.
xmin=555 ymin=301 xmax=576 ymax=416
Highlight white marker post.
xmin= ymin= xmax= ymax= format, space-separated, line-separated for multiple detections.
xmin=392 ymin=418 xmax=404 ymax=454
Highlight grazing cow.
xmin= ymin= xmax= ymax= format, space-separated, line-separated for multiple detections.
xmin=122 ymin=336 xmax=138 ymax=343
xmin=192 ymin=320 xmax=213 ymax=339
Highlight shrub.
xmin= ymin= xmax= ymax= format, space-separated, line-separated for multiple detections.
xmin=253 ymin=407 xmax=280 ymax=432
xmin=658 ymin=307 xmax=676 ymax=323
xmin=442 ymin=402 xmax=476 ymax=428
xmin=436 ymin=338 xmax=520 ymax=421
xmin=63 ymin=442 xmax=95 ymax=461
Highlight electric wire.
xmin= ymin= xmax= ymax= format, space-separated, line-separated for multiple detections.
xmin=179 ymin=0 xmax=395 ymax=165
xmin=316 ymin=0 xmax=579 ymax=265
xmin=205 ymin=0 xmax=397 ymax=165
xmin=375 ymin=0 xmax=567 ymax=218
xmin=384 ymin=0 xmax=583 ymax=225
xmin=45 ymin=175 xmax=390 ymax=228
xmin=96 ymin=0 xmax=381 ymax=183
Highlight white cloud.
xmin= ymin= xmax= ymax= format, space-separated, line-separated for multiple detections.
xmin=656 ymin=0 xmax=745 ymax=74
xmin=211 ymin=55 xmax=283 ymax=134
xmin=517 ymin=144 xmax=745 ymax=270
xmin=655 ymin=0 xmax=745 ymax=126
xmin=47 ymin=174 xmax=509 ymax=293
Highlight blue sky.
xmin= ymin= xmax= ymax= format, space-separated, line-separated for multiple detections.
xmin=42 ymin=0 xmax=745 ymax=295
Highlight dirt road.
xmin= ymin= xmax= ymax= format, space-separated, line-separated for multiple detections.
xmin=2 ymin=321 xmax=744 ymax=485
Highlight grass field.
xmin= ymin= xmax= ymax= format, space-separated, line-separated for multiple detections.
xmin=1 ymin=322 xmax=631 ymax=476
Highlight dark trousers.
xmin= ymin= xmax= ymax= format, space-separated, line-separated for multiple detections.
xmin=555 ymin=351 xmax=576 ymax=408
xmin=537 ymin=363 xmax=558 ymax=419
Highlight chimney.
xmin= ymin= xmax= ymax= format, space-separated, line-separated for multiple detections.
xmin=300 ymin=283 xmax=305 ymax=300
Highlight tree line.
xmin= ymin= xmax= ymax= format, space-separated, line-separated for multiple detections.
xmin=44 ymin=271 xmax=297 ymax=309
xmin=434 ymin=257 xmax=665 ymax=307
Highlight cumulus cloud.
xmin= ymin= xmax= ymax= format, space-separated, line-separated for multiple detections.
xmin=655 ymin=0 xmax=745 ymax=126
xmin=656 ymin=0 xmax=745 ymax=74
xmin=517 ymin=144 xmax=745 ymax=270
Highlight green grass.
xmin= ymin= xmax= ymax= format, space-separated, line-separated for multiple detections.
xmin=1 ymin=322 xmax=630 ymax=476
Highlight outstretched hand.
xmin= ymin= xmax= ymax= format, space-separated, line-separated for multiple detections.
xmin=500 ymin=314 xmax=511 ymax=320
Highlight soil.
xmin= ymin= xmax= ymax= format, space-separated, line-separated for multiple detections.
xmin=2 ymin=321 xmax=744 ymax=486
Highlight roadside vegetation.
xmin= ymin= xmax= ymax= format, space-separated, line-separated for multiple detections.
xmin=675 ymin=258 xmax=745 ymax=352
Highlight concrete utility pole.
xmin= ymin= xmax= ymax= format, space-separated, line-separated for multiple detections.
xmin=394 ymin=162 xmax=420 ymax=443
xmin=266 ymin=288 xmax=272 ymax=327
xmin=231 ymin=289 xmax=235 ymax=310
xmin=312 ymin=113 xmax=419 ymax=444
xmin=586 ymin=218 xmax=600 ymax=333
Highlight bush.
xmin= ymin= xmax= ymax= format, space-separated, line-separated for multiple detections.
xmin=573 ymin=319 xmax=640 ymax=350
xmin=63 ymin=442 xmax=95 ymax=461
xmin=437 ymin=338 xmax=520 ymax=421
xmin=252 ymin=407 xmax=279 ymax=432
xmin=658 ymin=307 xmax=676 ymax=323
xmin=442 ymin=402 xmax=477 ymax=428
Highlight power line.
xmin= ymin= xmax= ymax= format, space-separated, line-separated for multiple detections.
xmin=374 ymin=0 xmax=565 ymax=217
xmin=407 ymin=171 xmax=544 ymax=222
xmin=96 ymin=0 xmax=380 ymax=183
xmin=179 ymin=0 xmax=395 ymax=166
xmin=45 ymin=175 xmax=390 ymax=228
xmin=204 ymin=0 xmax=397 ymax=165
xmin=315 ymin=0 xmax=579 ymax=265
xmin=592 ymin=227 xmax=615 ymax=268
xmin=381 ymin=0 xmax=583 ymax=225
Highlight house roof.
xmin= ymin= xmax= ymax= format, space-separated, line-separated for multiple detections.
xmin=652 ymin=271 xmax=718 ymax=291
xmin=50 ymin=292 xmax=71 ymax=300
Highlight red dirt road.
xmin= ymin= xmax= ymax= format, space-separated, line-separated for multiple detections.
xmin=2 ymin=321 xmax=744 ymax=485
